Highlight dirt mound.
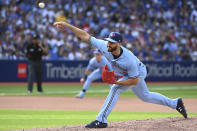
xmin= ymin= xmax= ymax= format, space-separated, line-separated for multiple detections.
xmin=17 ymin=117 xmax=197 ymax=131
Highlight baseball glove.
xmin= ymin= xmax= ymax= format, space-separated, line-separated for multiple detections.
xmin=102 ymin=65 xmax=116 ymax=84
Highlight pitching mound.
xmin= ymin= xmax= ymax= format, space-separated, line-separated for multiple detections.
xmin=20 ymin=117 xmax=197 ymax=131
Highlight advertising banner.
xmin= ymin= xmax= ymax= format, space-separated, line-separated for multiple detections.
xmin=0 ymin=60 xmax=196 ymax=82
xmin=144 ymin=61 xmax=197 ymax=81
xmin=17 ymin=63 xmax=27 ymax=78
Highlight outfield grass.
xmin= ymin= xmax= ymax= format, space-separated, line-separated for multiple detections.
xmin=0 ymin=109 xmax=197 ymax=131
xmin=0 ymin=83 xmax=197 ymax=130
xmin=0 ymin=83 xmax=197 ymax=98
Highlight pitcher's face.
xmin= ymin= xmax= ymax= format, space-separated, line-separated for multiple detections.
xmin=107 ymin=42 xmax=118 ymax=52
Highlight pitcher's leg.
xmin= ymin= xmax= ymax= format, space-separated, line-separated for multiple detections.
xmin=132 ymin=78 xmax=178 ymax=109
xmin=96 ymin=85 xmax=129 ymax=123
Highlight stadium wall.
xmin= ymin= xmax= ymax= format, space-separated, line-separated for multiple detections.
xmin=0 ymin=60 xmax=197 ymax=82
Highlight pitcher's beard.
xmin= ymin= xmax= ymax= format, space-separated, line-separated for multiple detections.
xmin=107 ymin=46 xmax=117 ymax=52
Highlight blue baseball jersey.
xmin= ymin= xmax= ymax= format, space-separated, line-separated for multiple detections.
xmin=87 ymin=55 xmax=112 ymax=71
xmin=90 ymin=37 xmax=145 ymax=78
xmin=91 ymin=35 xmax=179 ymax=124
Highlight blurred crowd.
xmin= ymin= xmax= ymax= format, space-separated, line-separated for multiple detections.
xmin=0 ymin=0 xmax=197 ymax=61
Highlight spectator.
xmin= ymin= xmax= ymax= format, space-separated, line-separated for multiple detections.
xmin=0 ymin=0 xmax=197 ymax=61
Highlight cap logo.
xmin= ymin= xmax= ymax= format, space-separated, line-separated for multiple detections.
xmin=105 ymin=32 xmax=122 ymax=43
xmin=110 ymin=33 xmax=115 ymax=37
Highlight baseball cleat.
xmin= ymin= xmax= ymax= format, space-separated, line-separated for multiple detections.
xmin=85 ymin=120 xmax=107 ymax=128
xmin=176 ymin=98 xmax=187 ymax=118
xmin=76 ymin=91 xmax=85 ymax=98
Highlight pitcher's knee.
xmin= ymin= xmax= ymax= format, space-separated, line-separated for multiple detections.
xmin=139 ymin=92 xmax=152 ymax=102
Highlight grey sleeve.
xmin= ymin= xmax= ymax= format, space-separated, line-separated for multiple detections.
xmin=89 ymin=37 xmax=108 ymax=53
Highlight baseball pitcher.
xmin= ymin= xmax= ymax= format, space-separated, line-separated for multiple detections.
xmin=54 ymin=22 xmax=187 ymax=129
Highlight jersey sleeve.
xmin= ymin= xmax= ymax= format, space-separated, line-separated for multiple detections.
xmin=89 ymin=36 xmax=108 ymax=52
xmin=127 ymin=60 xmax=139 ymax=78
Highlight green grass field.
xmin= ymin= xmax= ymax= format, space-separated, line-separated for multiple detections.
xmin=0 ymin=83 xmax=197 ymax=130
xmin=0 ymin=109 xmax=197 ymax=131
xmin=0 ymin=83 xmax=197 ymax=98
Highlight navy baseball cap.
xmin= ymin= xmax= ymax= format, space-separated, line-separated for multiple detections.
xmin=105 ymin=32 xmax=123 ymax=43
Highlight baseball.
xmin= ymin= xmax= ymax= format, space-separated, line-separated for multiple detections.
xmin=38 ymin=2 xmax=45 ymax=8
